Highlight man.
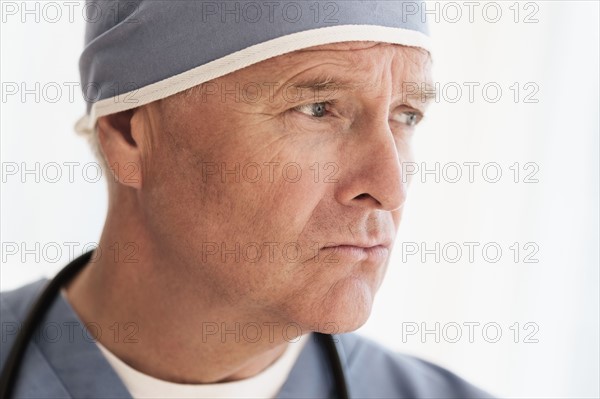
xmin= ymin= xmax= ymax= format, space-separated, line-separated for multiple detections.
xmin=1 ymin=1 xmax=493 ymax=398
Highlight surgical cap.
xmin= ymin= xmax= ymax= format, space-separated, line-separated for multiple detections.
xmin=75 ymin=0 xmax=431 ymax=135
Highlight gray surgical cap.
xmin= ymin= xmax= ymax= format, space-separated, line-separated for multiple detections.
xmin=75 ymin=0 xmax=431 ymax=135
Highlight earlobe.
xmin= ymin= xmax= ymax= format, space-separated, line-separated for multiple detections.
xmin=97 ymin=110 xmax=143 ymax=190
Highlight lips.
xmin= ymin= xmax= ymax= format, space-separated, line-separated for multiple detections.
xmin=322 ymin=239 xmax=392 ymax=251
xmin=323 ymin=242 xmax=389 ymax=249
xmin=321 ymin=243 xmax=391 ymax=261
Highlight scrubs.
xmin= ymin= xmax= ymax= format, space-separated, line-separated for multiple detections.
xmin=1 ymin=279 xmax=494 ymax=398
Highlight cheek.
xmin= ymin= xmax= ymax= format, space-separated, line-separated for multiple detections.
xmin=140 ymin=124 xmax=333 ymax=262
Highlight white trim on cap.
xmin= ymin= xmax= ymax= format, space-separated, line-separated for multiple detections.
xmin=75 ymin=24 xmax=431 ymax=135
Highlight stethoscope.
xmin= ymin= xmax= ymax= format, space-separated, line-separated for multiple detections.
xmin=0 ymin=250 xmax=351 ymax=398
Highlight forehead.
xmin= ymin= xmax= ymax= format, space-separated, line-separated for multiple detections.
xmin=278 ymin=41 xmax=429 ymax=63
xmin=248 ymin=41 xmax=431 ymax=79
xmin=169 ymin=41 xmax=433 ymax=108
xmin=296 ymin=41 xmax=388 ymax=52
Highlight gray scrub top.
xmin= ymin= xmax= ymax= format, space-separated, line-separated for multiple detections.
xmin=1 ymin=279 xmax=494 ymax=398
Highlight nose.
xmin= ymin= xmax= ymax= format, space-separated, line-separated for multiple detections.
xmin=334 ymin=111 xmax=408 ymax=212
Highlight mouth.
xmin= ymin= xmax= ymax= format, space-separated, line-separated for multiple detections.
xmin=321 ymin=244 xmax=390 ymax=261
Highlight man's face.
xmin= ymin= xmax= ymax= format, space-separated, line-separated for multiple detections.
xmin=132 ymin=42 xmax=432 ymax=333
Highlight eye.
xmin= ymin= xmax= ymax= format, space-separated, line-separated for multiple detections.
xmin=392 ymin=111 xmax=423 ymax=127
xmin=293 ymin=101 xmax=334 ymax=118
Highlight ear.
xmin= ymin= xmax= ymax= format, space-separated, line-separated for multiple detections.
xmin=97 ymin=110 xmax=143 ymax=189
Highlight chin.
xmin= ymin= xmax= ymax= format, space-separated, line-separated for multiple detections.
xmin=304 ymin=275 xmax=377 ymax=335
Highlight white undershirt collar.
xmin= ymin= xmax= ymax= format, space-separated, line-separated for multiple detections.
xmin=60 ymin=287 xmax=310 ymax=399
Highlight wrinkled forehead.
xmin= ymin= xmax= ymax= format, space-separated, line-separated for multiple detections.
xmin=244 ymin=42 xmax=433 ymax=87
xmin=283 ymin=41 xmax=432 ymax=68
xmin=75 ymin=0 xmax=431 ymax=135
xmin=283 ymin=41 xmax=432 ymax=67
xmin=168 ymin=43 xmax=434 ymax=116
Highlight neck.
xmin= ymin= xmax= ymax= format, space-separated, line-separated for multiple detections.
xmin=64 ymin=190 xmax=292 ymax=384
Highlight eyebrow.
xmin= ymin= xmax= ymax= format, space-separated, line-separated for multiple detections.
xmin=289 ymin=74 xmax=369 ymax=93
xmin=402 ymin=82 xmax=438 ymax=107
xmin=285 ymin=74 xmax=437 ymax=107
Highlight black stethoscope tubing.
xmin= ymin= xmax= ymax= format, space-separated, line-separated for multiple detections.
xmin=0 ymin=251 xmax=350 ymax=399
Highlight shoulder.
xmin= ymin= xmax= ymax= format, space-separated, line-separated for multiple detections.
xmin=1 ymin=278 xmax=48 ymax=322
xmin=0 ymin=279 xmax=48 ymax=368
xmin=338 ymin=332 xmax=495 ymax=399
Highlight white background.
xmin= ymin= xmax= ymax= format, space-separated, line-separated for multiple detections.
xmin=1 ymin=1 xmax=599 ymax=398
